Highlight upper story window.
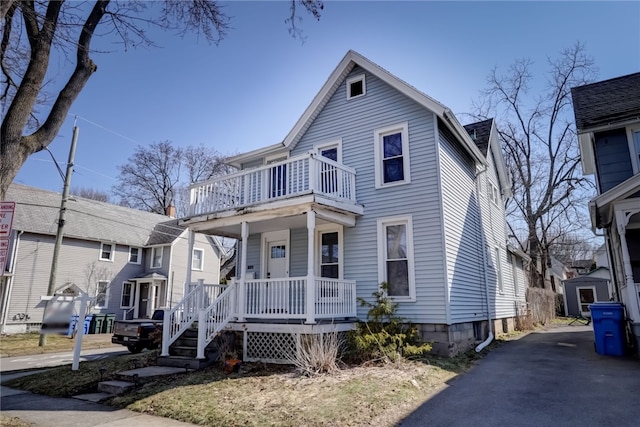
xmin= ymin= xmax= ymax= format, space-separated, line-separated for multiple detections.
xmin=488 ymin=181 xmax=500 ymax=205
xmin=377 ymin=215 xmax=416 ymax=301
xmin=150 ymin=246 xmax=163 ymax=269
xmin=192 ymin=248 xmax=204 ymax=270
xmin=128 ymin=247 xmax=141 ymax=264
xmin=99 ymin=243 xmax=114 ymax=262
xmin=374 ymin=122 xmax=410 ymax=188
xmin=346 ymin=74 xmax=366 ymax=100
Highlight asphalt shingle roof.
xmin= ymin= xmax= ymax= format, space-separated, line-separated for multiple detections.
xmin=464 ymin=118 xmax=493 ymax=156
xmin=6 ymin=184 xmax=184 ymax=246
xmin=571 ymin=72 xmax=640 ymax=132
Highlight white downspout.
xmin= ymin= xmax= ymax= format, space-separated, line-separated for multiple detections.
xmin=475 ymin=165 xmax=494 ymax=352
xmin=1 ymin=230 xmax=23 ymax=330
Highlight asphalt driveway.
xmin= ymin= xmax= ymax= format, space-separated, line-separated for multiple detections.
xmin=400 ymin=325 xmax=640 ymax=427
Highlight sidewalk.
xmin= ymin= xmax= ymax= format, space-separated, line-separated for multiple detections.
xmin=1 ymin=364 xmax=199 ymax=427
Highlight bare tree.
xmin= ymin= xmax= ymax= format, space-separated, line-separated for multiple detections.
xmin=113 ymin=141 xmax=182 ymax=214
xmin=72 ymin=186 xmax=110 ymax=203
xmin=0 ymin=0 xmax=324 ymax=200
xmin=474 ymin=42 xmax=598 ymax=289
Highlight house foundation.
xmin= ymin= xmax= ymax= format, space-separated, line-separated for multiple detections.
xmin=418 ymin=317 xmax=519 ymax=357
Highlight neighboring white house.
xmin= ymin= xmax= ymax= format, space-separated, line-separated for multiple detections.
xmin=572 ymin=72 xmax=640 ymax=353
xmin=168 ymin=50 xmax=529 ymax=361
xmin=0 ymin=184 xmax=225 ymax=334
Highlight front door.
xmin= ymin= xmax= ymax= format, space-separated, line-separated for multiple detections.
xmin=138 ymin=283 xmax=150 ymax=318
xmin=263 ymin=231 xmax=289 ymax=314
xmin=577 ymin=286 xmax=596 ymax=317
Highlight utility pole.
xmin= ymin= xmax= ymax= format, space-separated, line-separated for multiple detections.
xmin=39 ymin=124 xmax=79 ymax=346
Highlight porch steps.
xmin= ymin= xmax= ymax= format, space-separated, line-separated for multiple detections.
xmin=97 ymin=380 xmax=135 ymax=395
xmin=156 ymin=327 xmax=236 ymax=371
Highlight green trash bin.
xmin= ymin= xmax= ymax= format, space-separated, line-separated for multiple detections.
xmin=102 ymin=313 xmax=116 ymax=333
xmin=90 ymin=314 xmax=106 ymax=334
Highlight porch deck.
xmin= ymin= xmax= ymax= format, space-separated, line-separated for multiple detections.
xmin=188 ymin=153 xmax=359 ymax=217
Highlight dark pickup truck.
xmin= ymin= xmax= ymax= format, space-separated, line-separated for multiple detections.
xmin=112 ymin=309 xmax=163 ymax=353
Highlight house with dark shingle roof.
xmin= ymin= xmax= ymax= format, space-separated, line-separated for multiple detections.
xmin=0 ymin=184 xmax=225 ymax=334
xmin=571 ymin=72 xmax=640 ymax=353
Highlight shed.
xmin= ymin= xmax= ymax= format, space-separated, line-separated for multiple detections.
xmin=562 ymin=276 xmax=611 ymax=318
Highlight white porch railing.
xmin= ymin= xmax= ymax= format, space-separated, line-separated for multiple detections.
xmin=161 ymin=284 xmax=203 ymax=356
xmin=237 ymin=277 xmax=357 ymax=321
xmin=163 ymin=278 xmax=357 ymax=357
xmin=188 ymin=154 xmax=357 ymax=216
xmin=196 ymin=282 xmax=237 ymax=359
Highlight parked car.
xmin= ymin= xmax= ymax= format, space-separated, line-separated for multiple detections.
xmin=111 ymin=309 xmax=163 ymax=353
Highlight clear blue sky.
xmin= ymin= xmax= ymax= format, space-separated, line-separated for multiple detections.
xmin=13 ymin=1 xmax=640 ymax=196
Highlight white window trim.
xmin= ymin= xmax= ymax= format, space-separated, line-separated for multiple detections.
xmin=576 ymin=285 xmax=598 ymax=316
xmin=192 ymin=248 xmax=205 ymax=271
xmin=95 ymin=280 xmax=110 ymax=309
xmin=511 ymin=253 xmax=520 ymax=296
xmin=625 ymin=125 xmax=640 ymax=174
xmin=377 ymin=215 xmax=416 ymax=302
xmin=99 ymin=242 xmax=114 ymax=262
xmin=150 ymin=246 xmax=163 ymax=269
xmin=346 ymin=73 xmax=366 ymax=100
xmin=374 ymin=122 xmax=411 ymax=189
xmin=314 ymin=139 xmax=343 ymax=163
xmin=120 ymin=281 xmax=135 ymax=309
xmin=128 ymin=246 xmax=141 ymax=265
xmin=315 ymin=224 xmax=344 ymax=279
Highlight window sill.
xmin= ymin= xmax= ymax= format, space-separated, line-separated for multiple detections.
xmin=375 ymin=180 xmax=411 ymax=190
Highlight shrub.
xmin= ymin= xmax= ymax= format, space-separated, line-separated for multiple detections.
xmin=347 ymin=283 xmax=432 ymax=363
xmin=288 ymin=331 xmax=343 ymax=376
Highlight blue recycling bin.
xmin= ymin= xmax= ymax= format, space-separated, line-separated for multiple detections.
xmin=589 ymin=302 xmax=625 ymax=356
xmin=66 ymin=315 xmax=91 ymax=336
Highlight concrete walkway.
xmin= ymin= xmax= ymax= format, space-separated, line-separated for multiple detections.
xmin=400 ymin=325 xmax=640 ymax=427
xmin=1 ymin=371 xmax=199 ymax=427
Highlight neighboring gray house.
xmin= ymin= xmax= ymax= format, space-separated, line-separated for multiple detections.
xmin=0 ymin=184 xmax=224 ymax=334
xmin=572 ymin=72 xmax=640 ymax=352
xmin=167 ymin=51 xmax=529 ymax=361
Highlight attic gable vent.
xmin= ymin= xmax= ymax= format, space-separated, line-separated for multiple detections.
xmin=346 ymin=74 xmax=366 ymax=100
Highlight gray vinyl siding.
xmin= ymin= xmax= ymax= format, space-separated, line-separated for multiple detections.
xmin=289 ymin=228 xmax=308 ymax=277
xmin=6 ymin=233 xmax=146 ymax=326
xmin=241 ymin=158 xmax=264 ymax=170
xmin=245 ymin=234 xmax=262 ymax=278
xmin=170 ymin=233 xmax=221 ymax=304
xmin=594 ymin=128 xmax=634 ymax=193
xmin=480 ymin=145 xmax=520 ymax=319
xmin=438 ymin=127 xmax=485 ymax=323
xmin=290 ymin=66 xmax=447 ymax=323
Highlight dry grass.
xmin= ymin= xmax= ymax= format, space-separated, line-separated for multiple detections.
xmin=0 ymin=415 xmax=37 ymax=427
xmin=2 ymin=344 xmax=496 ymax=427
xmin=0 ymin=332 xmax=117 ymax=357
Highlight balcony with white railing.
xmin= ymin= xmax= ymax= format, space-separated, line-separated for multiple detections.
xmin=188 ymin=154 xmax=358 ymax=216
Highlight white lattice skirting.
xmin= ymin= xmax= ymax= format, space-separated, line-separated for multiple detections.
xmin=244 ymin=331 xmax=298 ymax=364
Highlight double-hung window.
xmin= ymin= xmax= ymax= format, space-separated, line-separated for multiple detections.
xmin=128 ymin=247 xmax=141 ymax=264
xmin=150 ymin=247 xmax=163 ymax=269
xmin=95 ymin=280 xmax=109 ymax=308
xmin=374 ymin=122 xmax=410 ymax=188
xmin=99 ymin=243 xmax=114 ymax=261
xmin=121 ymin=281 xmax=134 ymax=308
xmin=192 ymin=248 xmax=204 ymax=270
xmin=495 ymin=248 xmax=504 ymax=294
xmin=377 ymin=215 xmax=416 ymax=301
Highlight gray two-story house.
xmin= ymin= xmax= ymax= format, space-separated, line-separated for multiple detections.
xmin=572 ymin=72 xmax=640 ymax=351
xmin=0 ymin=184 xmax=225 ymax=334
xmin=164 ymin=51 xmax=529 ymax=362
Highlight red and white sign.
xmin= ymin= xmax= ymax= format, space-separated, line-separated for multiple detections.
xmin=0 ymin=201 xmax=15 ymax=238
xmin=0 ymin=201 xmax=15 ymax=275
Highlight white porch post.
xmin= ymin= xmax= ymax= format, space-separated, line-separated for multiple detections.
xmin=306 ymin=210 xmax=316 ymax=324
xmin=616 ymin=209 xmax=640 ymax=323
xmin=238 ymin=221 xmax=248 ymax=322
xmin=186 ymin=230 xmax=195 ymax=293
